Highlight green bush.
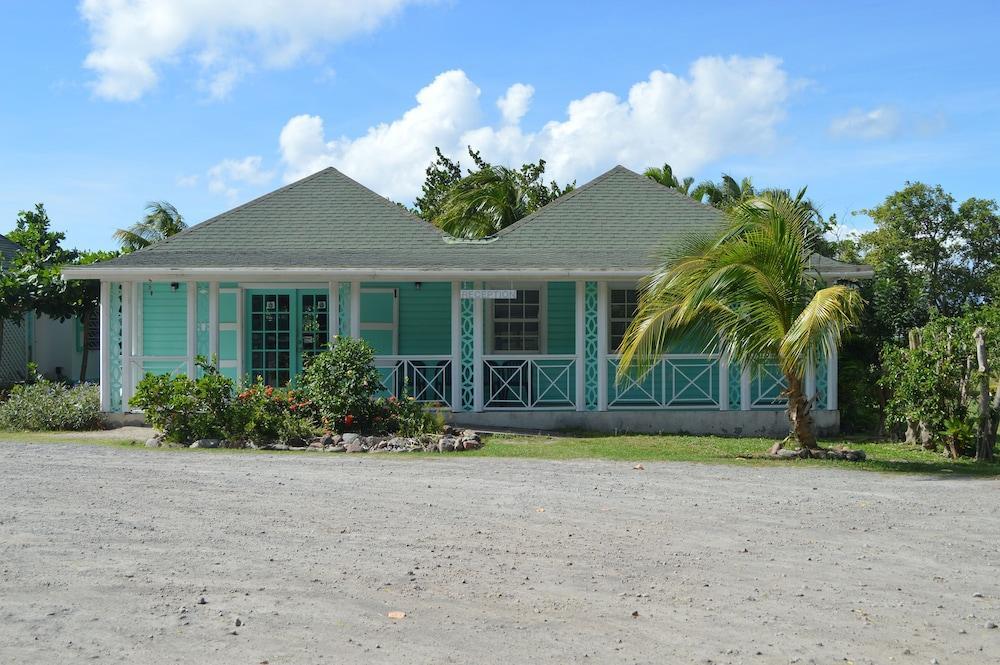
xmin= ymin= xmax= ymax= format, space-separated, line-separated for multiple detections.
xmin=130 ymin=358 xmax=239 ymax=443
xmin=0 ymin=379 xmax=104 ymax=431
xmin=379 ymin=395 xmax=445 ymax=436
xmin=299 ymin=337 xmax=384 ymax=432
xmin=234 ymin=378 xmax=317 ymax=445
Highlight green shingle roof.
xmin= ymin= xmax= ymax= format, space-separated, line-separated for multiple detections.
xmin=0 ymin=233 xmax=22 ymax=264
xmin=68 ymin=165 xmax=870 ymax=279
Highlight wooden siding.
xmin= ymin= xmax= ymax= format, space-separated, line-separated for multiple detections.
xmin=361 ymin=281 xmax=451 ymax=355
xmin=546 ymin=281 xmax=576 ymax=354
xmin=142 ymin=282 xmax=187 ymax=356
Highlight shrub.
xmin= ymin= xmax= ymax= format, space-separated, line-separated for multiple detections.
xmin=299 ymin=337 xmax=384 ymax=432
xmin=379 ymin=395 xmax=445 ymax=436
xmin=130 ymin=358 xmax=239 ymax=443
xmin=234 ymin=378 xmax=317 ymax=445
xmin=0 ymin=379 xmax=104 ymax=431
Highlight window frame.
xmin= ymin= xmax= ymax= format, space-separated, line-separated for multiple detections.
xmin=484 ymin=281 xmax=547 ymax=355
xmin=607 ymin=282 xmax=639 ymax=353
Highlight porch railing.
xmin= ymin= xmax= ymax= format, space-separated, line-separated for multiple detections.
xmin=607 ymin=354 xmax=720 ymax=409
xmin=375 ymin=356 xmax=453 ymax=408
xmin=482 ymin=355 xmax=577 ymax=409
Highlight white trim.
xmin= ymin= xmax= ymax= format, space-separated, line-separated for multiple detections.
xmin=120 ymin=282 xmax=133 ymax=410
xmin=235 ymin=285 xmax=244 ymax=382
xmin=239 ymin=282 xmax=328 ymax=289
xmin=63 ymin=267 xmax=661 ymax=281
xmin=350 ymin=281 xmax=361 ymax=339
xmin=450 ymin=281 xmax=461 ymax=412
xmin=740 ymin=367 xmax=751 ymax=411
xmin=473 ymin=284 xmax=484 ymax=412
xmin=827 ymin=337 xmax=838 ymax=411
xmin=186 ymin=281 xmax=196 ymax=378
xmin=99 ymin=281 xmax=111 ymax=411
xmin=574 ymin=281 xmax=585 ymax=411
xmin=208 ymin=282 xmax=219 ymax=363
xmin=718 ymin=349 xmax=730 ymax=411
xmin=597 ymin=281 xmax=609 ymax=411
xmin=329 ymin=280 xmax=339 ymax=337
xmin=805 ymin=356 xmax=816 ymax=404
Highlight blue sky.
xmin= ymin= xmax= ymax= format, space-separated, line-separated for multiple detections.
xmin=1 ymin=1 xmax=997 ymax=250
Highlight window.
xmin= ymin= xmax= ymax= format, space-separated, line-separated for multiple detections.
xmin=493 ymin=289 xmax=540 ymax=352
xmin=609 ymin=288 xmax=638 ymax=351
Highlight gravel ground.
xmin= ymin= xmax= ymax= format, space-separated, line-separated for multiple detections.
xmin=0 ymin=442 xmax=998 ymax=665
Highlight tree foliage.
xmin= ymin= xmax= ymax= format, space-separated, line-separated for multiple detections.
xmin=618 ymin=191 xmax=863 ymax=448
xmin=113 ymin=201 xmax=186 ymax=253
xmin=414 ymin=147 xmax=574 ymax=239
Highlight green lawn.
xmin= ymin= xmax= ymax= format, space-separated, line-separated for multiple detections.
xmin=2 ymin=430 xmax=998 ymax=477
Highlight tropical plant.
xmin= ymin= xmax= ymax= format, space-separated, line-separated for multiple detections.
xmin=617 ymin=192 xmax=864 ymax=448
xmin=419 ymin=147 xmax=573 ymax=239
xmin=0 ymin=376 xmax=104 ymax=431
xmin=643 ymin=163 xmax=694 ymax=195
xmin=298 ymin=337 xmax=385 ymax=432
xmin=113 ymin=201 xmax=186 ymax=252
xmin=692 ymin=173 xmax=757 ymax=208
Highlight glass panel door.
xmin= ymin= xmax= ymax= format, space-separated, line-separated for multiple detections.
xmin=248 ymin=291 xmax=293 ymax=386
xmin=299 ymin=291 xmax=329 ymax=367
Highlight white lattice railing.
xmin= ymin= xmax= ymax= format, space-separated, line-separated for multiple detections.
xmin=375 ymin=356 xmax=453 ymax=407
xmin=483 ymin=355 xmax=577 ymax=409
xmin=607 ymin=354 xmax=720 ymax=409
xmin=751 ymin=363 xmax=788 ymax=409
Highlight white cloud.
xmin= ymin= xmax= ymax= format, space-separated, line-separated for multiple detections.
xmin=829 ymin=105 xmax=901 ymax=140
xmin=176 ymin=174 xmax=199 ymax=187
xmin=497 ymin=83 xmax=534 ymax=125
xmin=207 ymin=156 xmax=274 ymax=200
xmin=79 ymin=0 xmax=417 ymax=101
xmin=275 ymin=56 xmax=792 ymax=202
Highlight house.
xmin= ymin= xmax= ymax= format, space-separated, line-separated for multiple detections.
xmin=0 ymin=233 xmax=100 ymax=385
xmin=63 ymin=166 xmax=871 ymax=435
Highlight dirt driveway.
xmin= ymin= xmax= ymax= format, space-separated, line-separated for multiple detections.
xmin=0 ymin=441 xmax=997 ymax=664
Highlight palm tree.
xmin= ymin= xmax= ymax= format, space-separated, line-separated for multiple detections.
xmin=691 ymin=173 xmax=756 ymax=208
xmin=434 ymin=166 xmax=535 ymax=239
xmin=617 ymin=192 xmax=863 ymax=448
xmin=113 ymin=201 xmax=186 ymax=252
xmin=643 ymin=163 xmax=694 ymax=195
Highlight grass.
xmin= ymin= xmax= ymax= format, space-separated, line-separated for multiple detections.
xmin=1 ymin=429 xmax=998 ymax=477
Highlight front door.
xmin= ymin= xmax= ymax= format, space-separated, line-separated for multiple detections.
xmin=246 ymin=289 xmax=329 ymax=386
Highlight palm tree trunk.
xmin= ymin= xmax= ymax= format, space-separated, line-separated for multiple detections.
xmin=786 ymin=374 xmax=818 ymax=449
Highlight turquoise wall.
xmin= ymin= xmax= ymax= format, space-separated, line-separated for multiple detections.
xmin=142 ymin=282 xmax=187 ymax=356
xmin=361 ymin=282 xmax=451 ymax=355
xmin=547 ymin=282 xmax=576 ymax=354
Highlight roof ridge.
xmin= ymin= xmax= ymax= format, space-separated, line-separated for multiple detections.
xmin=493 ymin=164 xmax=631 ymax=239
xmin=135 ymin=167 xmax=338 ymax=253
xmin=611 ymin=165 xmax=726 ymax=214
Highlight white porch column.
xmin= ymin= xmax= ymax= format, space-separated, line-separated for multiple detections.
xmin=473 ymin=287 xmax=484 ymax=412
xmin=450 ymin=281 xmax=462 ymax=411
xmin=120 ymin=281 xmax=133 ymax=410
xmin=827 ymin=339 xmax=839 ymax=411
xmin=350 ymin=280 xmax=361 ymax=339
xmin=740 ymin=367 xmax=751 ymax=411
xmin=99 ymin=281 xmax=111 ymax=411
xmin=718 ymin=349 xmax=730 ymax=411
xmin=329 ymin=280 xmax=340 ymax=338
xmin=597 ymin=281 xmax=609 ymax=411
xmin=208 ymin=281 xmax=219 ymax=363
xmin=805 ymin=356 xmax=817 ymax=404
xmin=186 ymin=281 xmax=196 ymax=378
xmin=574 ymin=281 xmax=585 ymax=411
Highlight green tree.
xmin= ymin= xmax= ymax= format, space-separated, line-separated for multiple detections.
xmin=618 ymin=192 xmax=863 ymax=448
xmin=113 ymin=201 xmax=186 ymax=252
xmin=691 ymin=173 xmax=757 ymax=208
xmin=414 ymin=147 xmax=574 ymax=239
xmin=643 ymin=163 xmax=694 ymax=195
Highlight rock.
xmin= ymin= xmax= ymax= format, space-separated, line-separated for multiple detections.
xmin=462 ymin=429 xmax=478 ymax=439
xmin=144 ymin=437 xmax=162 ymax=448
xmin=319 ymin=433 xmax=336 ymax=447
xmin=270 ymin=444 xmax=289 ymax=451
xmin=286 ymin=437 xmax=308 ymax=448
xmin=346 ymin=442 xmax=364 ymax=453
xmin=234 ymin=617 xmax=242 ymax=627
xmin=326 ymin=445 xmax=346 ymax=453
xmin=774 ymin=448 xmax=799 ymax=459
xmin=197 ymin=597 xmax=207 ymax=605
xmin=307 ymin=440 xmax=325 ymax=450
xmin=342 ymin=433 xmax=361 ymax=445
xmin=987 ymin=621 xmax=998 ymax=629
xmin=845 ymin=450 xmax=866 ymax=462
xmin=190 ymin=439 xmax=221 ymax=449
